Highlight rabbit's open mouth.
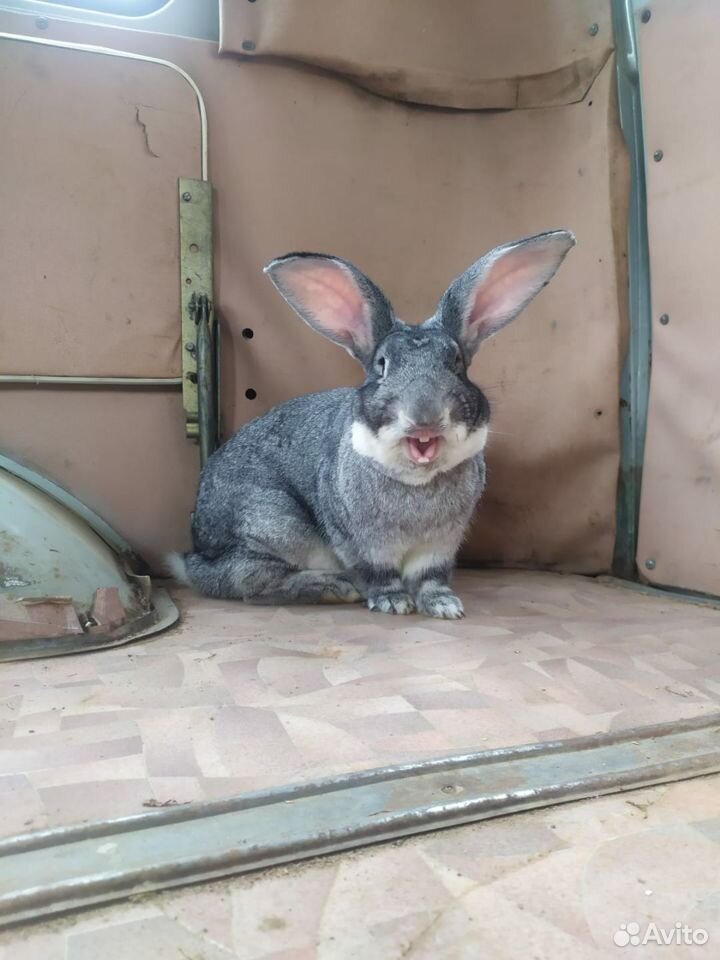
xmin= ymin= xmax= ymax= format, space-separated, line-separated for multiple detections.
xmin=405 ymin=434 xmax=442 ymax=465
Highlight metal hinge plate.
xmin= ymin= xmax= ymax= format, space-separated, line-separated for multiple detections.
xmin=178 ymin=177 xmax=214 ymax=446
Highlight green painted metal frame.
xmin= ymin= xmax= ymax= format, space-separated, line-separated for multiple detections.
xmin=611 ymin=0 xmax=653 ymax=581
xmin=608 ymin=3 xmax=720 ymax=604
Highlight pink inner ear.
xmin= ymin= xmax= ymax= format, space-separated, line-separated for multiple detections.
xmin=278 ymin=259 xmax=372 ymax=355
xmin=466 ymin=241 xmax=566 ymax=340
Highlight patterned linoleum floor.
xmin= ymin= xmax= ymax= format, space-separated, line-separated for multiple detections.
xmin=1 ymin=776 xmax=718 ymax=959
xmin=1 ymin=571 xmax=719 ymax=838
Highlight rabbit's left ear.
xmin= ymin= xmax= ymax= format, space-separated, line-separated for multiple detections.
xmin=426 ymin=230 xmax=575 ymax=358
xmin=264 ymin=253 xmax=395 ymax=368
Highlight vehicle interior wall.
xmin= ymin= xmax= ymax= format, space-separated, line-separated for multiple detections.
xmin=635 ymin=0 xmax=720 ymax=597
xmin=0 ymin=1 xmax=628 ymax=576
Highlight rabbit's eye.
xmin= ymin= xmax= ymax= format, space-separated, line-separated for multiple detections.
xmin=454 ymin=350 xmax=464 ymax=372
xmin=375 ymin=356 xmax=388 ymax=379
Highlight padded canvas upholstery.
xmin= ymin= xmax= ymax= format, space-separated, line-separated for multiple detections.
xmin=219 ymin=0 xmax=612 ymax=109
xmin=636 ymin=0 xmax=720 ymax=594
xmin=0 ymin=40 xmax=201 ymax=378
xmin=0 ymin=6 xmax=627 ymax=573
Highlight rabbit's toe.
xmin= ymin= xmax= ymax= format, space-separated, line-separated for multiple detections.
xmin=320 ymin=577 xmax=363 ymax=604
xmin=418 ymin=591 xmax=465 ymax=620
xmin=368 ymin=592 xmax=416 ymax=615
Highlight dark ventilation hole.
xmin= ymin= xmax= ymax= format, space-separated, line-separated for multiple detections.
xmin=588 ymin=100 xmax=593 ymax=107
xmin=595 ymin=409 xmax=603 ymax=418
xmin=242 ymin=328 xmax=254 ymax=339
xmin=245 ymin=388 xmax=257 ymax=400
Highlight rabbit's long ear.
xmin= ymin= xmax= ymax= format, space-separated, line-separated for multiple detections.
xmin=264 ymin=253 xmax=395 ymax=367
xmin=427 ymin=230 xmax=575 ymax=358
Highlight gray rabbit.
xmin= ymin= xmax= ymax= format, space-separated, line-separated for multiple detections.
xmin=169 ymin=230 xmax=575 ymax=618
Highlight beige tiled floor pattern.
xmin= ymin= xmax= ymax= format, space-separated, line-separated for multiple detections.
xmin=1 ymin=776 xmax=718 ymax=959
xmin=1 ymin=571 xmax=719 ymax=838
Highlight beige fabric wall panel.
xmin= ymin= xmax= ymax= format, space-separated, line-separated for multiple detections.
xmin=0 ymin=390 xmax=198 ymax=569
xmin=220 ymin=0 xmax=613 ymax=110
xmin=0 ymin=12 xmax=625 ymax=574
xmin=208 ymin=57 xmax=624 ymax=572
xmin=636 ymin=0 xmax=720 ymax=594
xmin=0 ymin=38 xmax=201 ymax=378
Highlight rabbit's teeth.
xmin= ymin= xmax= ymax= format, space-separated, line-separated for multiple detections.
xmin=406 ymin=436 xmax=441 ymax=464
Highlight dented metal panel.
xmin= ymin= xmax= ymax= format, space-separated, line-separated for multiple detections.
xmin=0 ymin=461 xmax=178 ymax=660
xmin=0 ymin=470 xmax=136 ymax=610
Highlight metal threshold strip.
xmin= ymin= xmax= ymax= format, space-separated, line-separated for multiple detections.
xmin=1 ymin=714 xmax=719 ymax=928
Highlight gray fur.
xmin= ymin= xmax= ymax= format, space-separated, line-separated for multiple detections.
xmin=173 ymin=230 xmax=575 ymax=618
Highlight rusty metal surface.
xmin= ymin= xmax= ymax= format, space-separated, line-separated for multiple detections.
xmin=0 ymin=586 xmax=178 ymax=662
xmin=1 ymin=713 xmax=718 ymax=929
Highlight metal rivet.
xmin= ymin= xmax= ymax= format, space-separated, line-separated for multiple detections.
xmin=182 ymin=191 xmax=192 ymax=202
xmin=185 ymin=277 xmax=192 ymax=285
xmin=645 ymin=558 xmax=656 ymax=571
xmin=241 ymin=40 xmax=256 ymax=52
xmin=641 ymin=9 xmax=652 ymax=23
xmin=653 ymin=149 xmax=664 ymax=162
xmin=186 ymin=371 xmax=198 ymax=384
xmin=245 ymin=388 xmax=257 ymax=400
xmin=35 ymin=17 xmax=49 ymax=29
xmin=189 ymin=243 xmax=199 ymax=253
xmin=659 ymin=313 xmax=670 ymax=325
xmin=185 ymin=341 xmax=197 ymax=355
xmin=588 ymin=23 xmax=599 ymax=37
xmin=441 ymin=784 xmax=461 ymax=795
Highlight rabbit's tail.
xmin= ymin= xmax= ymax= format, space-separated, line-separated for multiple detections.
xmin=165 ymin=551 xmax=192 ymax=585
xmin=165 ymin=550 xmax=362 ymax=605
xmin=165 ymin=550 xmax=239 ymax=598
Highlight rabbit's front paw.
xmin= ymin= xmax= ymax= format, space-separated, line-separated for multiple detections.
xmin=417 ymin=590 xmax=465 ymax=620
xmin=368 ymin=591 xmax=416 ymax=616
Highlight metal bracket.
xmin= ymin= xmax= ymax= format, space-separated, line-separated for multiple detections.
xmin=190 ymin=292 xmax=219 ymax=467
xmin=178 ymin=177 xmax=218 ymax=464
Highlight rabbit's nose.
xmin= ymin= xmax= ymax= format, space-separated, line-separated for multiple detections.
xmin=405 ymin=399 xmax=439 ymax=422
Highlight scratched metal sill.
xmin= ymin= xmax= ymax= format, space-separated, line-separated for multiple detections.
xmin=1 ymin=714 xmax=719 ymax=929
xmin=595 ymin=574 xmax=720 ymax=612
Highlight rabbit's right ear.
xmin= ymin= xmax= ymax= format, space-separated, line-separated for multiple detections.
xmin=264 ymin=253 xmax=395 ymax=367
